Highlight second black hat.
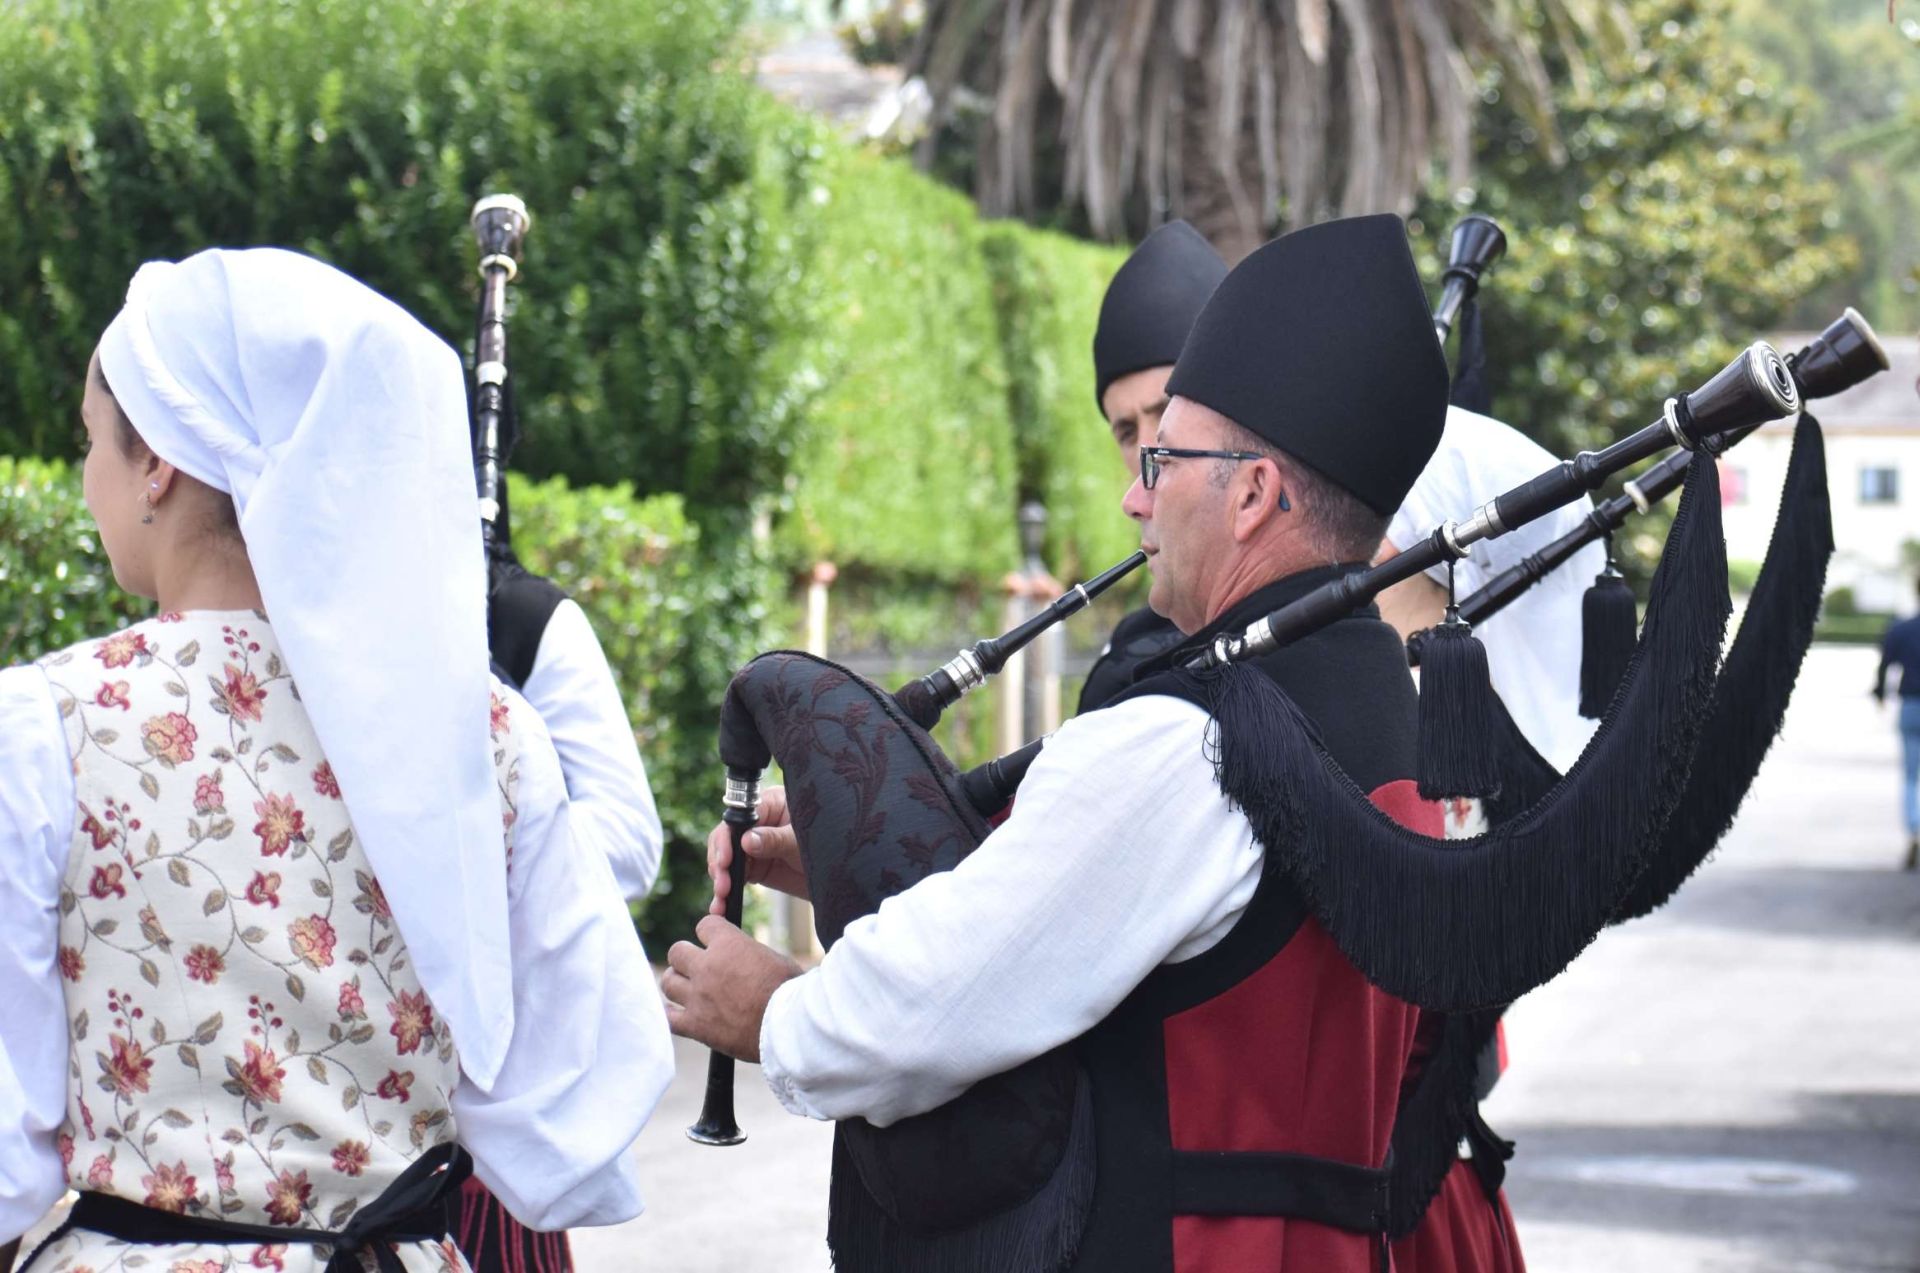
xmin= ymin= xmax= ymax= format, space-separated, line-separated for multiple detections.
xmin=1092 ymin=221 xmax=1228 ymax=409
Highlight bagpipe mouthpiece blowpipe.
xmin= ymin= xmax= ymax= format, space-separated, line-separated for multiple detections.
xmin=1196 ymin=340 xmax=1800 ymax=674
xmin=687 ymin=767 xmax=760 ymax=1147
xmin=470 ymin=193 xmax=531 ymax=561
xmin=894 ymin=550 xmax=1148 ymax=730
xmin=1432 ymin=214 xmax=1507 ymax=345
xmin=1421 ymin=309 xmax=1889 ymax=646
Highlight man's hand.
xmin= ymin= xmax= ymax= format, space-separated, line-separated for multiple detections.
xmin=707 ymin=785 xmax=810 ymax=916
xmin=661 ymin=916 xmax=803 ymax=1061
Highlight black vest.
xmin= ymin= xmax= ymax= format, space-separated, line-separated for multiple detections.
xmin=1066 ymin=567 xmax=1427 ymax=1271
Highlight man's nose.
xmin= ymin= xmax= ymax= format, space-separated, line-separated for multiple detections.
xmin=1121 ymin=475 xmax=1151 ymax=523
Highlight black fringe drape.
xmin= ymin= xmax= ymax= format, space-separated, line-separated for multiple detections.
xmin=1186 ymin=456 xmax=1730 ymax=1012
xmin=1612 ymin=412 xmax=1833 ymax=922
xmin=1383 ymin=419 xmax=1829 ymax=1237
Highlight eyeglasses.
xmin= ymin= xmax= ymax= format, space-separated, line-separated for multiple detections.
xmin=1139 ymin=446 xmax=1288 ymax=514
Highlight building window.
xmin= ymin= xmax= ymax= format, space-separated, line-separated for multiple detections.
xmin=1860 ymin=466 xmax=1900 ymax=505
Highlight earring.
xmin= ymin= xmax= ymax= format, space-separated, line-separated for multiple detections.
xmin=140 ymin=492 xmax=155 ymax=525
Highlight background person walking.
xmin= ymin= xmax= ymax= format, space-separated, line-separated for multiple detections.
xmin=1872 ymin=577 xmax=1920 ymax=870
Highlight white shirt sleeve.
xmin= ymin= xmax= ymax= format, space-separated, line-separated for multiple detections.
xmin=451 ymin=699 xmax=675 ymax=1231
xmin=521 ymin=600 xmax=664 ymax=901
xmin=759 ymin=694 xmax=1261 ymax=1128
xmin=0 ymin=665 xmax=76 ymax=1243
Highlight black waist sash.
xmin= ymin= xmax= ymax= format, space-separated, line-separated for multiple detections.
xmin=21 ymin=1142 xmax=471 ymax=1273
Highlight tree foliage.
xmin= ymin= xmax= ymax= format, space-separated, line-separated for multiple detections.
xmin=1416 ymin=0 xmax=1856 ymax=464
xmin=882 ymin=0 xmax=1632 ymax=257
xmin=1728 ymin=0 xmax=1920 ymax=329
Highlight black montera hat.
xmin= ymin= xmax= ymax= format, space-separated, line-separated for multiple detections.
xmin=1165 ymin=214 xmax=1448 ymax=516
xmin=1092 ymin=221 xmax=1228 ymax=409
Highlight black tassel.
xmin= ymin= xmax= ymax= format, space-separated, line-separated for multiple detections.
xmin=1416 ymin=618 xmax=1503 ymax=800
xmin=1448 ymin=296 xmax=1492 ymax=415
xmin=1579 ymin=548 xmax=1638 ymax=719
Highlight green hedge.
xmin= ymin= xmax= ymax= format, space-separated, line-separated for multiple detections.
xmin=0 ymin=458 xmax=149 ymax=659
xmin=1412 ymin=0 xmax=1852 ymax=461
xmin=0 ymin=458 xmax=724 ymax=948
xmin=981 ymin=222 xmax=1138 ymax=577
xmin=0 ymin=0 xmax=816 ymax=537
xmin=780 ymin=145 xmax=1020 ymax=579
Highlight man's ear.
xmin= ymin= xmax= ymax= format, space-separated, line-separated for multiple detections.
xmin=1231 ymin=458 xmax=1287 ymax=543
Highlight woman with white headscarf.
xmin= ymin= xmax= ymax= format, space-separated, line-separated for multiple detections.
xmin=1376 ymin=405 xmax=1605 ymax=773
xmin=0 ymin=248 xmax=673 ymax=1272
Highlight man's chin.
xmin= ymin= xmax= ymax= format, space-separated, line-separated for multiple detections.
xmin=1145 ymin=580 xmax=1182 ymax=630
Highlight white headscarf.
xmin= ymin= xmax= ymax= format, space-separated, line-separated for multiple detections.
xmin=99 ymin=248 xmax=514 ymax=1088
xmin=1389 ymin=406 xmax=1604 ymax=772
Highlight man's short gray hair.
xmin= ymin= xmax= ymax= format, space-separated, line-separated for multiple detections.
xmin=1211 ymin=420 xmax=1389 ymax=564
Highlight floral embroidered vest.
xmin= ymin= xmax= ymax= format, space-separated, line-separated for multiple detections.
xmin=36 ymin=612 xmax=521 ymax=1234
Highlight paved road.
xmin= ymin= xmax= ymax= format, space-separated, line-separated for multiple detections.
xmin=1487 ymin=644 xmax=1920 ymax=1272
xmin=586 ymin=645 xmax=1920 ymax=1271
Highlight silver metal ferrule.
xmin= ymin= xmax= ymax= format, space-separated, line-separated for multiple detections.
xmin=472 ymin=192 xmax=531 ymax=224
xmin=476 ymin=360 xmax=508 ymax=386
xmin=1444 ymin=502 xmax=1506 ymax=557
xmin=1623 ymin=479 xmax=1652 ymax=515
xmin=1205 ymin=615 xmax=1277 ymax=668
xmin=937 ymin=647 xmax=988 ymax=697
xmin=1749 ymin=341 xmax=1800 ymax=416
xmin=1662 ymin=397 xmax=1695 ymax=451
xmin=724 ymin=772 xmax=761 ymax=811
xmin=477 ymin=252 xmax=520 ymax=282
xmin=1070 ymin=583 xmax=1090 ymax=608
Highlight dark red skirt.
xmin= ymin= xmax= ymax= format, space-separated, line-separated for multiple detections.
xmin=1389 ymin=1160 xmax=1525 ymax=1273
xmin=453 ymin=1178 xmax=573 ymax=1273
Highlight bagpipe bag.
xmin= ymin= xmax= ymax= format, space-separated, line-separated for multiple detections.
xmin=718 ymin=655 xmax=1095 ymax=1270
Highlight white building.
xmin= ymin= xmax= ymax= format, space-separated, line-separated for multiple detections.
xmin=1719 ymin=333 xmax=1920 ymax=613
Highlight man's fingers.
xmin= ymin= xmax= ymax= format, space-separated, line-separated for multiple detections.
xmin=695 ymin=914 xmax=741 ymax=949
xmin=743 ymin=823 xmax=801 ymax=865
xmin=665 ymin=938 xmax=704 ymax=978
xmin=659 ymin=966 xmax=688 ymax=1009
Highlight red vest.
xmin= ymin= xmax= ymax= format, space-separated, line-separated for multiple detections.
xmin=1067 ymin=779 xmax=1440 ymax=1272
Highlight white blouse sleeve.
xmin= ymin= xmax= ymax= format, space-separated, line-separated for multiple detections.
xmin=759 ymin=694 xmax=1263 ymax=1129
xmin=450 ymin=698 xmax=675 ymax=1230
xmin=0 ymin=665 xmax=76 ymax=1243
xmin=520 ymin=600 xmax=664 ymax=901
